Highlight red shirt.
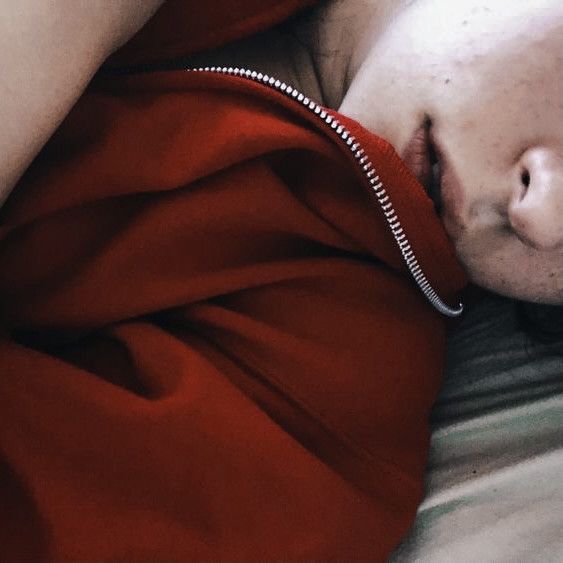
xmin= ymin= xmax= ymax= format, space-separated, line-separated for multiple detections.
xmin=0 ymin=1 xmax=466 ymax=560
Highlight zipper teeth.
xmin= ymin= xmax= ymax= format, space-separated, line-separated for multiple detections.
xmin=190 ymin=66 xmax=463 ymax=318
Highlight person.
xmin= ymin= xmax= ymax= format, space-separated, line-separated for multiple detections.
xmin=185 ymin=0 xmax=563 ymax=304
xmin=0 ymin=0 xmax=164 ymax=209
xmin=0 ymin=1 xmax=560 ymax=560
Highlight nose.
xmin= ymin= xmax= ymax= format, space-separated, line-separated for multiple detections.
xmin=508 ymin=147 xmax=563 ymax=250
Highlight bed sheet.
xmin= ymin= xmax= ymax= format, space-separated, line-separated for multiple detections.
xmin=390 ymin=293 xmax=563 ymax=562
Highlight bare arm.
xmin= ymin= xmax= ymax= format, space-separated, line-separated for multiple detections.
xmin=0 ymin=0 xmax=163 ymax=208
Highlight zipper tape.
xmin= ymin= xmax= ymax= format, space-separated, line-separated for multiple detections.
xmin=189 ymin=66 xmax=463 ymax=317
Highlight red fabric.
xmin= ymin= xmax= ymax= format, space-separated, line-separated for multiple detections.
xmin=0 ymin=2 xmax=466 ymax=561
xmin=106 ymin=0 xmax=319 ymax=68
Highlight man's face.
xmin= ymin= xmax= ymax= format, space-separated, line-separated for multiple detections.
xmin=340 ymin=0 xmax=563 ymax=303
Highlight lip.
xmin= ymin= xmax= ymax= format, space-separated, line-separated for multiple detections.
xmin=401 ymin=118 xmax=442 ymax=209
xmin=427 ymin=129 xmax=467 ymax=238
xmin=402 ymin=120 xmax=466 ymax=233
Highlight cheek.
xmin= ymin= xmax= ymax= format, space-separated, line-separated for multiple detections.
xmin=455 ymin=232 xmax=563 ymax=303
xmin=455 ymin=226 xmax=518 ymax=285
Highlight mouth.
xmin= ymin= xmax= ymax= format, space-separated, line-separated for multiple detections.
xmin=401 ymin=117 xmax=443 ymax=212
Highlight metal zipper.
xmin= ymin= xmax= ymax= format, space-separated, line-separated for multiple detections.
xmin=189 ymin=66 xmax=463 ymax=318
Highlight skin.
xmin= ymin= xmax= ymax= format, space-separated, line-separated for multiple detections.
xmin=320 ymin=0 xmax=563 ymax=304
xmin=186 ymin=0 xmax=563 ymax=304
xmin=2 ymin=1 xmax=561 ymax=304
xmin=0 ymin=0 xmax=163 ymax=208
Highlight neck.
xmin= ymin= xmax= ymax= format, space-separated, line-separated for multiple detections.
xmin=181 ymin=1 xmax=412 ymax=111
xmin=182 ymin=20 xmax=325 ymax=105
xmin=296 ymin=0 xmax=413 ymax=109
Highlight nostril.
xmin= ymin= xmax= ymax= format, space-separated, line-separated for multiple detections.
xmin=510 ymin=146 xmax=563 ymax=250
xmin=520 ymin=168 xmax=530 ymax=192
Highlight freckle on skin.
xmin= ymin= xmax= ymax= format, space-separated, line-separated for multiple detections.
xmin=445 ymin=78 xmax=451 ymax=84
